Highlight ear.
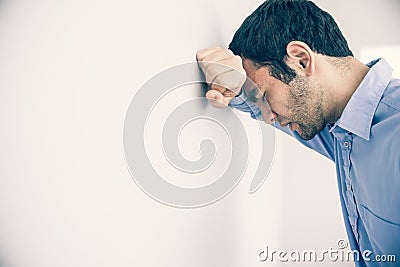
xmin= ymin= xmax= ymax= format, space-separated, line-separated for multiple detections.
xmin=286 ymin=41 xmax=315 ymax=76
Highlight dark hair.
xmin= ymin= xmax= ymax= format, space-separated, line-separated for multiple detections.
xmin=229 ymin=0 xmax=353 ymax=84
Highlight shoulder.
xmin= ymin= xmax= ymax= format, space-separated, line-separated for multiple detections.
xmin=380 ymin=78 xmax=400 ymax=112
xmin=373 ymin=78 xmax=400 ymax=126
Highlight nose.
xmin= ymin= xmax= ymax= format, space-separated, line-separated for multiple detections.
xmin=279 ymin=121 xmax=290 ymax=127
xmin=260 ymin=106 xmax=278 ymax=125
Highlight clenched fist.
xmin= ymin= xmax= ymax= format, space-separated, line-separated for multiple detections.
xmin=196 ymin=47 xmax=246 ymax=108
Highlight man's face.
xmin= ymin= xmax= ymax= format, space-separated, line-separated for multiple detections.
xmin=242 ymin=58 xmax=326 ymax=140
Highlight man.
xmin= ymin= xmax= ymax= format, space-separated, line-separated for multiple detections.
xmin=196 ymin=0 xmax=400 ymax=266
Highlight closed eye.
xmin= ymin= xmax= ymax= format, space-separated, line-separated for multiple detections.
xmin=246 ymin=87 xmax=264 ymax=104
xmin=247 ymin=95 xmax=259 ymax=103
xmin=261 ymin=91 xmax=267 ymax=102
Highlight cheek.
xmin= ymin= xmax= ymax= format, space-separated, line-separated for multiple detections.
xmin=252 ymin=70 xmax=292 ymax=116
xmin=264 ymin=80 xmax=291 ymax=109
xmin=266 ymin=91 xmax=291 ymax=118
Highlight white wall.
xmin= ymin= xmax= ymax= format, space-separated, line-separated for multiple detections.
xmin=0 ymin=1 xmax=398 ymax=267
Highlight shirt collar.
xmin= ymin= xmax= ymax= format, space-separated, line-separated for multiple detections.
xmin=329 ymin=58 xmax=393 ymax=140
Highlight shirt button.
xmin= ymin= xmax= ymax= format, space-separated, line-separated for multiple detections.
xmin=344 ymin=141 xmax=349 ymax=148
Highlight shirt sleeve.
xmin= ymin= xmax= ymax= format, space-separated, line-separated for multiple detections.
xmin=229 ymin=88 xmax=264 ymax=121
xmin=229 ymin=88 xmax=335 ymax=161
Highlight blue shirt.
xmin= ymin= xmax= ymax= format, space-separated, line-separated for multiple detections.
xmin=230 ymin=59 xmax=400 ymax=266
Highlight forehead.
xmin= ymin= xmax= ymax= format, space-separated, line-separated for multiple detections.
xmin=240 ymin=59 xmax=264 ymax=100
xmin=242 ymin=58 xmax=275 ymax=85
xmin=242 ymin=58 xmax=284 ymax=95
xmin=242 ymin=58 xmax=262 ymax=78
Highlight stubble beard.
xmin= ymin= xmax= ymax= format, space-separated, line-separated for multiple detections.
xmin=287 ymin=76 xmax=326 ymax=141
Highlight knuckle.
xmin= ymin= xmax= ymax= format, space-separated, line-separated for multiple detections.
xmin=226 ymin=49 xmax=234 ymax=56
xmin=213 ymin=76 xmax=231 ymax=91
xmin=234 ymin=55 xmax=243 ymax=62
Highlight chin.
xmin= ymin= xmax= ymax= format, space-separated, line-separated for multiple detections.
xmin=299 ymin=132 xmax=317 ymax=141
xmin=297 ymin=124 xmax=324 ymax=141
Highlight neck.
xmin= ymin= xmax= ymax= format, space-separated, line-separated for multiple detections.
xmin=322 ymin=56 xmax=370 ymax=124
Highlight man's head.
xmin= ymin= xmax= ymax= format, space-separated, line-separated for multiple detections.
xmin=229 ymin=0 xmax=354 ymax=140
